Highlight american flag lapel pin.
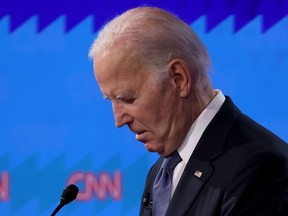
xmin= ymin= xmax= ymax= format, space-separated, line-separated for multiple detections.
xmin=194 ymin=170 xmax=203 ymax=178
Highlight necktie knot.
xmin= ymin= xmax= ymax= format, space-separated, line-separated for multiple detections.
xmin=161 ymin=150 xmax=182 ymax=170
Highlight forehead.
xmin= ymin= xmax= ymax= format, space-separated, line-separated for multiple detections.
xmin=94 ymin=46 xmax=143 ymax=77
xmin=93 ymin=48 xmax=149 ymax=97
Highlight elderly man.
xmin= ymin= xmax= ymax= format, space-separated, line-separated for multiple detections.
xmin=89 ymin=6 xmax=288 ymax=216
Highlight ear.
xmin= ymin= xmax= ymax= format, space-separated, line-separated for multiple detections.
xmin=168 ymin=58 xmax=192 ymax=98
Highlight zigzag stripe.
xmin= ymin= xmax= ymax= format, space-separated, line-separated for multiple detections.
xmin=0 ymin=152 xmax=149 ymax=213
xmin=0 ymin=0 xmax=288 ymax=33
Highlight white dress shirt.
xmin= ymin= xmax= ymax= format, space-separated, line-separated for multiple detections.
xmin=171 ymin=90 xmax=226 ymax=196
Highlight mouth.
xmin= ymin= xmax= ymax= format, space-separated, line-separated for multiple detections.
xmin=134 ymin=131 xmax=146 ymax=141
xmin=130 ymin=127 xmax=144 ymax=135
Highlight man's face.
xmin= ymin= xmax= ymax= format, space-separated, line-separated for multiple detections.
xmin=93 ymin=49 xmax=186 ymax=156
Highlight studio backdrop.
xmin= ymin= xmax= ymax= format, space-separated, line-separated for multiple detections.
xmin=0 ymin=1 xmax=288 ymax=215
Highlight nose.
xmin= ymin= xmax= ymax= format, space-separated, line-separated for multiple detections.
xmin=112 ymin=101 xmax=133 ymax=128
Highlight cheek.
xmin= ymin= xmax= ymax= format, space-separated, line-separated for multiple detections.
xmin=131 ymin=103 xmax=161 ymax=129
xmin=135 ymin=83 xmax=175 ymax=127
xmin=142 ymin=102 xmax=171 ymax=131
xmin=153 ymin=92 xmax=177 ymax=118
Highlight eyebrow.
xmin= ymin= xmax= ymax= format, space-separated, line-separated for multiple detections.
xmin=103 ymin=93 xmax=134 ymax=101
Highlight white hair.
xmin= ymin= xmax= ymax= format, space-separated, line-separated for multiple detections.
xmin=89 ymin=6 xmax=212 ymax=92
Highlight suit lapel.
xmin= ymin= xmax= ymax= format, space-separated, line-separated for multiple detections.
xmin=165 ymin=97 xmax=242 ymax=215
xmin=165 ymin=158 xmax=214 ymax=216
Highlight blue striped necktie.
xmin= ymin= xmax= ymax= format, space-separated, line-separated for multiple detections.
xmin=152 ymin=150 xmax=182 ymax=216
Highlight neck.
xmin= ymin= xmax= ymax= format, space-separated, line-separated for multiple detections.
xmin=160 ymin=89 xmax=216 ymax=157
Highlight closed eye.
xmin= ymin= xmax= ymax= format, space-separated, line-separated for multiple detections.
xmin=122 ymin=97 xmax=136 ymax=104
xmin=104 ymin=95 xmax=136 ymax=104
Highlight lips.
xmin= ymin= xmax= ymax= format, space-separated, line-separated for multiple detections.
xmin=129 ymin=126 xmax=147 ymax=141
xmin=130 ymin=127 xmax=144 ymax=135
xmin=135 ymin=131 xmax=146 ymax=141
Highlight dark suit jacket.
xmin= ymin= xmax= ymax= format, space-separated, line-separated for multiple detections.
xmin=140 ymin=97 xmax=288 ymax=216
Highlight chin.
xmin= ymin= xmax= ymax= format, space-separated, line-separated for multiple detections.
xmin=144 ymin=142 xmax=164 ymax=155
xmin=144 ymin=142 xmax=157 ymax=152
xmin=144 ymin=143 xmax=155 ymax=152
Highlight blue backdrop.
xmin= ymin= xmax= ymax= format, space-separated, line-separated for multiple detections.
xmin=0 ymin=1 xmax=288 ymax=215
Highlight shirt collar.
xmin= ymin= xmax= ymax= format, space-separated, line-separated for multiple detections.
xmin=178 ymin=90 xmax=225 ymax=164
